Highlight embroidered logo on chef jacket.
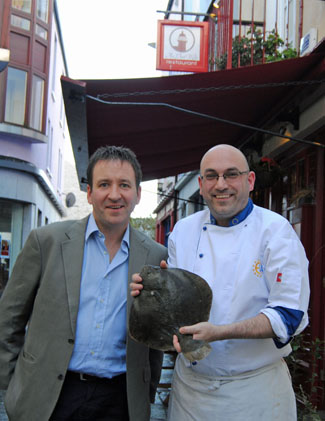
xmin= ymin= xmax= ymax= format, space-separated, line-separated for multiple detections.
xmin=276 ymin=273 xmax=282 ymax=282
xmin=252 ymin=259 xmax=263 ymax=277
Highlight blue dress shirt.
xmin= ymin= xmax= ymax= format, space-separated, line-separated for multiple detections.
xmin=68 ymin=214 xmax=129 ymax=378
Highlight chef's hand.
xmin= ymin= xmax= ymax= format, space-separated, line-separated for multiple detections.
xmin=173 ymin=334 xmax=182 ymax=353
xmin=173 ymin=322 xmax=218 ymax=353
xmin=178 ymin=322 xmax=217 ymax=342
xmin=130 ymin=260 xmax=168 ymax=297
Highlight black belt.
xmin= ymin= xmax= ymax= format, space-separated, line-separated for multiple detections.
xmin=67 ymin=371 xmax=125 ymax=383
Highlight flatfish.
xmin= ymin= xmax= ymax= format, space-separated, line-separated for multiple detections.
xmin=129 ymin=265 xmax=213 ymax=361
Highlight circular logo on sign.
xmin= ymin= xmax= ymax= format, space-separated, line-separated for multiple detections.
xmin=169 ymin=27 xmax=195 ymax=52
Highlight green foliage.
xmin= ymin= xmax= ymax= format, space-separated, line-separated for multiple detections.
xmin=285 ymin=334 xmax=325 ymax=420
xmin=215 ymin=27 xmax=297 ymax=70
xmin=130 ymin=217 xmax=156 ymax=240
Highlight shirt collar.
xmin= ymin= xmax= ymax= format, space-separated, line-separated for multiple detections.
xmin=85 ymin=213 xmax=130 ymax=248
xmin=210 ymin=198 xmax=254 ymax=227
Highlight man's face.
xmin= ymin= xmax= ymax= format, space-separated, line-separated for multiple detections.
xmin=198 ymin=147 xmax=255 ymax=226
xmin=87 ymin=159 xmax=141 ymax=233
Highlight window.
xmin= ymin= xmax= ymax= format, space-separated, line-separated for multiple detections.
xmin=12 ymin=0 xmax=32 ymax=13
xmin=29 ymin=75 xmax=44 ymax=131
xmin=11 ymin=14 xmax=31 ymax=30
xmin=35 ymin=23 xmax=48 ymax=39
xmin=163 ymin=216 xmax=171 ymax=247
xmin=46 ymin=121 xmax=53 ymax=174
xmin=57 ymin=149 xmax=63 ymax=192
xmin=37 ymin=209 xmax=42 ymax=226
xmin=51 ymin=35 xmax=57 ymax=94
xmin=36 ymin=0 xmax=49 ymax=23
xmin=0 ymin=200 xmax=12 ymax=295
xmin=5 ymin=67 xmax=27 ymax=125
xmin=59 ymin=96 xmax=64 ymax=125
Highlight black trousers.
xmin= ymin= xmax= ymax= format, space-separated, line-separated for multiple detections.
xmin=50 ymin=372 xmax=129 ymax=421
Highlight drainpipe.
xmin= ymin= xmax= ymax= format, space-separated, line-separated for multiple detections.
xmin=298 ymin=0 xmax=304 ymax=54
xmin=226 ymin=0 xmax=234 ymax=69
xmin=311 ymin=148 xmax=324 ymax=341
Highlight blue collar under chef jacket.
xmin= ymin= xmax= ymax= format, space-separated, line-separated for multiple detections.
xmin=68 ymin=213 xmax=130 ymax=378
xmin=210 ymin=198 xmax=254 ymax=226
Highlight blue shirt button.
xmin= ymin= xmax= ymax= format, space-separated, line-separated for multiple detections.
xmin=203 ymin=226 xmax=207 ymax=231
xmin=199 ymin=253 xmax=203 ymax=258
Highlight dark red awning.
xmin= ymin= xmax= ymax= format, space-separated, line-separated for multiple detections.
xmin=62 ymin=47 xmax=325 ymax=189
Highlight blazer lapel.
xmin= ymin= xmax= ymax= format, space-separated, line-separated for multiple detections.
xmin=62 ymin=216 xmax=89 ymax=335
xmin=127 ymin=227 xmax=150 ymax=319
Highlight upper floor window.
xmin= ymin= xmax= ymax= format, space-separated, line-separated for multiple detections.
xmin=30 ymin=75 xmax=45 ymax=131
xmin=4 ymin=67 xmax=27 ymax=125
xmin=12 ymin=0 xmax=32 ymax=13
xmin=35 ymin=23 xmax=48 ymax=39
xmin=11 ymin=14 xmax=31 ymax=30
xmin=3 ymin=0 xmax=52 ymax=133
xmin=51 ymin=35 xmax=57 ymax=93
xmin=37 ymin=0 xmax=49 ymax=23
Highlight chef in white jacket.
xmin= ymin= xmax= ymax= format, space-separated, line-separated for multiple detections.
xmin=132 ymin=144 xmax=310 ymax=421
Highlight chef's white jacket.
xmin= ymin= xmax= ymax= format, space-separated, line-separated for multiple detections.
xmin=168 ymin=205 xmax=310 ymax=376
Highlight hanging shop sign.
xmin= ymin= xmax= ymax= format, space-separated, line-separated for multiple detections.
xmin=156 ymin=20 xmax=209 ymax=73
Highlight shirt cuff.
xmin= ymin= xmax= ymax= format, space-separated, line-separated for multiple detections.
xmin=261 ymin=308 xmax=289 ymax=345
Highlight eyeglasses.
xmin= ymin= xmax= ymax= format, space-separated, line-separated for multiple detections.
xmin=200 ymin=170 xmax=250 ymax=182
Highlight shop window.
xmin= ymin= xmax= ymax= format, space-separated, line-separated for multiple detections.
xmin=11 ymin=14 xmax=31 ymax=30
xmin=12 ymin=0 xmax=32 ymax=13
xmin=0 ymin=201 xmax=12 ymax=296
xmin=163 ymin=216 xmax=171 ymax=247
xmin=4 ymin=67 xmax=27 ymax=125
xmin=36 ymin=0 xmax=49 ymax=23
xmin=192 ymin=191 xmax=205 ymax=213
xmin=297 ymin=159 xmax=306 ymax=190
xmin=30 ymin=74 xmax=44 ymax=131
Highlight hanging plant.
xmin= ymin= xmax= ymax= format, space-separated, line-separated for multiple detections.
xmin=250 ymin=156 xmax=284 ymax=189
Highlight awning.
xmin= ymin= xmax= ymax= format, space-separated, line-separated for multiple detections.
xmin=61 ymin=46 xmax=325 ymax=189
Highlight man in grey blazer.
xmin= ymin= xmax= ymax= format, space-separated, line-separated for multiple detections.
xmin=0 ymin=146 xmax=167 ymax=421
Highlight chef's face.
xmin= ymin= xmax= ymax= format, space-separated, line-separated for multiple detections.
xmin=199 ymin=145 xmax=255 ymax=226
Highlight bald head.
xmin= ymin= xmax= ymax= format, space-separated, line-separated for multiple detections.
xmin=200 ymin=144 xmax=249 ymax=174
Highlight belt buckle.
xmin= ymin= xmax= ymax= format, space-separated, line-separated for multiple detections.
xmin=79 ymin=373 xmax=88 ymax=381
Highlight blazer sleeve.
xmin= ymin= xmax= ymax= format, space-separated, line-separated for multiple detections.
xmin=149 ymin=347 xmax=164 ymax=403
xmin=0 ymin=229 xmax=42 ymax=388
xmin=147 ymin=241 xmax=168 ymax=403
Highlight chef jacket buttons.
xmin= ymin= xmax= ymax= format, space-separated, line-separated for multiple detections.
xmin=68 ymin=338 xmax=74 ymax=344
xmin=203 ymin=226 xmax=207 ymax=231
xmin=199 ymin=253 xmax=204 ymax=258
xmin=58 ymin=374 xmax=64 ymax=380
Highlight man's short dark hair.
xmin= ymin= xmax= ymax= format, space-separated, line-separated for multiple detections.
xmin=87 ymin=145 xmax=142 ymax=189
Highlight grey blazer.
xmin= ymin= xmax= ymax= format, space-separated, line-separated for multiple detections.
xmin=0 ymin=216 xmax=167 ymax=421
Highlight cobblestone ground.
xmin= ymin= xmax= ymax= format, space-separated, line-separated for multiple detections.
xmin=0 ymin=391 xmax=8 ymax=421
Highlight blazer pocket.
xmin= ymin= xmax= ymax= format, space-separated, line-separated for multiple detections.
xmin=22 ymin=349 xmax=37 ymax=363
